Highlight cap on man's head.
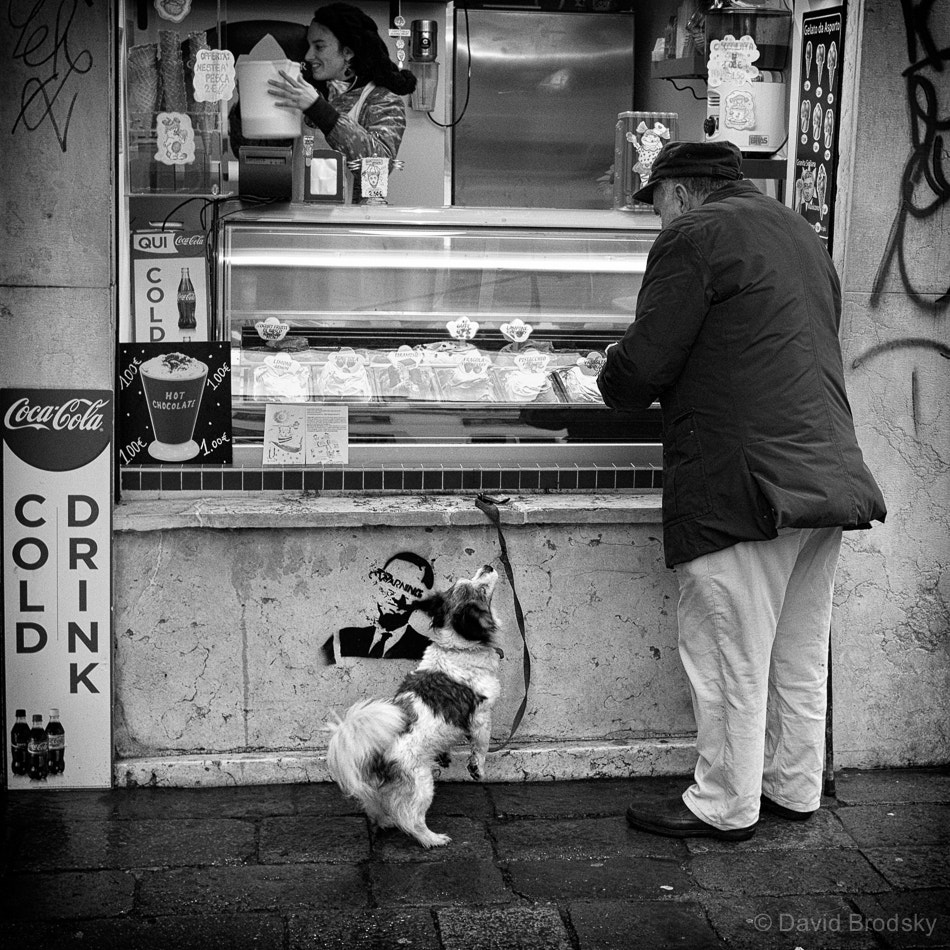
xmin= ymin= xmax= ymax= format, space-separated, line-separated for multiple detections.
xmin=632 ymin=141 xmax=743 ymax=204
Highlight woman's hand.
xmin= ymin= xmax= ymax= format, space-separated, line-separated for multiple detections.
xmin=267 ymin=68 xmax=319 ymax=112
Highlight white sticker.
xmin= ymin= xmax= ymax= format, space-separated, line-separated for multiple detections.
xmin=154 ymin=112 xmax=195 ymax=165
xmin=707 ymin=34 xmax=760 ymax=88
xmin=192 ymin=48 xmax=235 ymax=103
xmin=154 ymin=0 xmax=192 ymax=24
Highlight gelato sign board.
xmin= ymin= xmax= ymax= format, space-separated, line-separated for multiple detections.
xmin=2 ymin=389 xmax=113 ymax=790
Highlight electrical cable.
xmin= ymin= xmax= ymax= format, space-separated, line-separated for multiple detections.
xmin=665 ymin=78 xmax=705 ymax=101
xmin=426 ymin=1 xmax=471 ymax=129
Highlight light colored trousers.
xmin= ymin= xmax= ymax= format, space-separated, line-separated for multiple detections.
xmin=677 ymin=526 xmax=843 ymax=830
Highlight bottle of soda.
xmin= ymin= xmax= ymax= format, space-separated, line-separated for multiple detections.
xmin=177 ymin=267 xmax=197 ymax=340
xmin=46 ymin=708 xmax=66 ymax=775
xmin=27 ymin=714 xmax=48 ymax=781
xmin=11 ymin=709 xmax=30 ymax=776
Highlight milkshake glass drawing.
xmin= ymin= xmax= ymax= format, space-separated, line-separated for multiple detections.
xmin=140 ymin=352 xmax=208 ymax=461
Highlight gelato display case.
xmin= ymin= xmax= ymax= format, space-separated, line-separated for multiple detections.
xmin=219 ymin=206 xmax=662 ymax=467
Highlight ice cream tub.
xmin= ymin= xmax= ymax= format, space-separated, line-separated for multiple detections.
xmin=236 ymin=59 xmax=303 ymax=138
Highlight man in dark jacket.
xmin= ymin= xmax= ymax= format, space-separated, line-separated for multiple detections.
xmin=598 ymin=141 xmax=885 ymax=842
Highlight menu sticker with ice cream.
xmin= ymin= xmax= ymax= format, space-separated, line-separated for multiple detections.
xmin=264 ymin=404 xmax=348 ymax=465
xmin=791 ymin=7 xmax=844 ymax=249
xmin=2 ymin=388 xmax=113 ymax=789
xmin=118 ymin=343 xmax=232 ymax=465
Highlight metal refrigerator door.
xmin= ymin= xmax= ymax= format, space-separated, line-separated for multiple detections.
xmin=452 ymin=10 xmax=634 ymax=209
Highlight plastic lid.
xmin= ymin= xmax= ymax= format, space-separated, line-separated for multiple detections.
xmin=32 ymin=714 xmax=43 ymax=722
xmin=16 ymin=708 xmax=26 ymax=716
xmin=50 ymin=708 xmax=60 ymax=717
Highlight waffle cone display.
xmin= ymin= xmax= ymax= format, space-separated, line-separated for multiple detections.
xmin=159 ymin=31 xmax=188 ymax=113
xmin=127 ymin=43 xmax=160 ymax=118
xmin=186 ymin=32 xmax=209 ymax=108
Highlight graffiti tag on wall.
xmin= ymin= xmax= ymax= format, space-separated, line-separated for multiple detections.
xmin=8 ymin=0 xmax=95 ymax=152
xmin=871 ymin=0 xmax=950 ymax=311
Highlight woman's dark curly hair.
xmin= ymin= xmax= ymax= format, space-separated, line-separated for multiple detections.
xmin=312 ymin=3 xmax=416 ymax=96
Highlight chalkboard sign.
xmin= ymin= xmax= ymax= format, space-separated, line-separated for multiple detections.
xmin=791 ymin=7 xmax=845 ymax=250
xmin=118 ymin=343 xmax=232 ymax=465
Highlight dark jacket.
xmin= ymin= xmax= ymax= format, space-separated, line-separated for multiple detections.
xmin=597 ymin=180 xmax=885 ymax=567
xmin=320 ymin=624 xmax=430 ymax=664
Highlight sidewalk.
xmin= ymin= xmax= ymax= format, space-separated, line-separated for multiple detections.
xmin=2 ymin=768 xmax=948 ymax=949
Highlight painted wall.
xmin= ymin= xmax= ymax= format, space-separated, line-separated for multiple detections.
xmin=112 ymin=518 xmax=689 ymax=764
xmin=831 ymin=0 xmax=950 ymax=767
xmin=0 ymin=1 xmax=114 ymax=389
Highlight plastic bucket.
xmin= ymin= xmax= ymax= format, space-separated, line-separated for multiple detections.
xmin=236 ymin=59 xmax=302 ymax=139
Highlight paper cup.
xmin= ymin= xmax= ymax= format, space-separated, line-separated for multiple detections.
xmin=236 ymin=59 xmax=302 ymax=138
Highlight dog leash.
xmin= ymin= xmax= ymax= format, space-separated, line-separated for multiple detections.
xmin=475 ymin=493 xmax=531 ymax=753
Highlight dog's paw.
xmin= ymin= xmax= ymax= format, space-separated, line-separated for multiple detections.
xmin=420 ymin=832 xmax=451 ymax=848
xmin=467 ymin=756 xmax=485 ymax=781
xmin=435 ymin=751 xmax=452 ymax=769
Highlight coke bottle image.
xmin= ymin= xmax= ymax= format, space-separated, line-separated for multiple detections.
xmin=46 ymin=708 xmax=66 ymax=775
xmin=11 ymin=709 xmax=30 ymax=776
xmin=177 ymin=267 xmax=197 ymax=340
xmin=27 ymin=714 xmax=49 ymax=781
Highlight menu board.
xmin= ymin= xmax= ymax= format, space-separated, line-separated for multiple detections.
xmin=792 ymin=7 xmax=845 ymax=249
xmin=118 ymin=343 xmax=232 ymax=465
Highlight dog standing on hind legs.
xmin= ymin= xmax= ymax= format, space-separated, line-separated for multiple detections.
xmin=326 ymin=564 xmax=503 ymax=848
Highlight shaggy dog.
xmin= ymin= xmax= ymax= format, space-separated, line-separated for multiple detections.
xmin=327 ymin=564 xmax=502 ymax=848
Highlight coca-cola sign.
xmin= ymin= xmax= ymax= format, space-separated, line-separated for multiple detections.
xmin=131 ymin=231 xmax=206 ymax=255
xmin=1 ymin=390 xmax=113 ymax=472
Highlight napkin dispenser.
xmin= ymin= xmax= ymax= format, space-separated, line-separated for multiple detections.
xmin=304 ymin=146 xmax=346 ymax=203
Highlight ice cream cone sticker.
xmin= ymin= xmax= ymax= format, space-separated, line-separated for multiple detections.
xmin=827 ymin=42 xmax=838 ymax=91
xmin=816 ymin=165 xmax=827 ymax=220
xmin=805 ymin=40 xmax=812 ymax=80
xmin=816 ymin=44 xmax=826 ymax=87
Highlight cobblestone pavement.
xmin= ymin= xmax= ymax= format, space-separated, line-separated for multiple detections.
xmin=2 ymin=769 xmax=948 ymax=949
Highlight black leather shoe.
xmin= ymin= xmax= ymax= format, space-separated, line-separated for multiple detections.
xmin=760 ymin=794 xmax=816 ymax=821
xmin=626 ymin=798 xmax=757 ymax=841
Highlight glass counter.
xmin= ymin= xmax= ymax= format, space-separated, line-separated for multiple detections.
xmin=219 ymin=205 xmax=661 ymax=468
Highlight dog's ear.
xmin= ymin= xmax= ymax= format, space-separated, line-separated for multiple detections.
xmin=451 ymin=602 xmax=496 ymax=644
xmin=411 ymin=593 xmax=447 ymax=628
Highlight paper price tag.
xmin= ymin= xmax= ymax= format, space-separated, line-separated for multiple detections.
xmin=193 ymin=48 xmax=235 ymax=103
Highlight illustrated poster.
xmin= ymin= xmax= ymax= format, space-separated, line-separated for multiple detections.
xmin=2 ymin=389 xmax=113 ymax=789
xmin=118 ymin=343 xmax=232 ymax=465
xmin=792 ymin=7 xmax=845 ymax=249
xmin=264 ymin=404 xmax=348 ymax=465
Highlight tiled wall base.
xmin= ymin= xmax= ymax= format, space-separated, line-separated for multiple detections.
xmin=120 ymin=464 xmax=661 ymax=494
xmin=115 ymin=738 xmax=695 ymax=788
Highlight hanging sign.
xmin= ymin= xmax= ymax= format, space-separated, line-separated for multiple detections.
xmin=118 ymin=343 xmax=232 ymax=465
xmin=791 ymin=7 xmax=845 ymax=249
xmin=2 ymin=389 xmax=113 ymax=790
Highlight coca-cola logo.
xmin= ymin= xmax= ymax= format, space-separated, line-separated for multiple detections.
xmin=2 ymin=390 xmax=112 ymax=472
xmin=132 ymin=231 xmax=205 ymax=254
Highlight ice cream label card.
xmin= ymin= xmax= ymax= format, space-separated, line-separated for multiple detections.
xmin=118 ymin=343 xmax=232 ymax=465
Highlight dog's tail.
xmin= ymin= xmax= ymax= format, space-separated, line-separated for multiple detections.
xmin=326 ymin=698 xmax=407 ymax=798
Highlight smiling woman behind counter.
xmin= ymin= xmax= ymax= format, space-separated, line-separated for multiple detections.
xmin=267 ymin=2 xmax=416 ymax=203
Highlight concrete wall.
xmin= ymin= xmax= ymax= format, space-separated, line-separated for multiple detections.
xmin=0 ymin=1 xmax=114 ymax=389
xmin=831 ymin=0 xmax=950 ymax=767
xmin=112 ymin=498 xmax=694 ymax=784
